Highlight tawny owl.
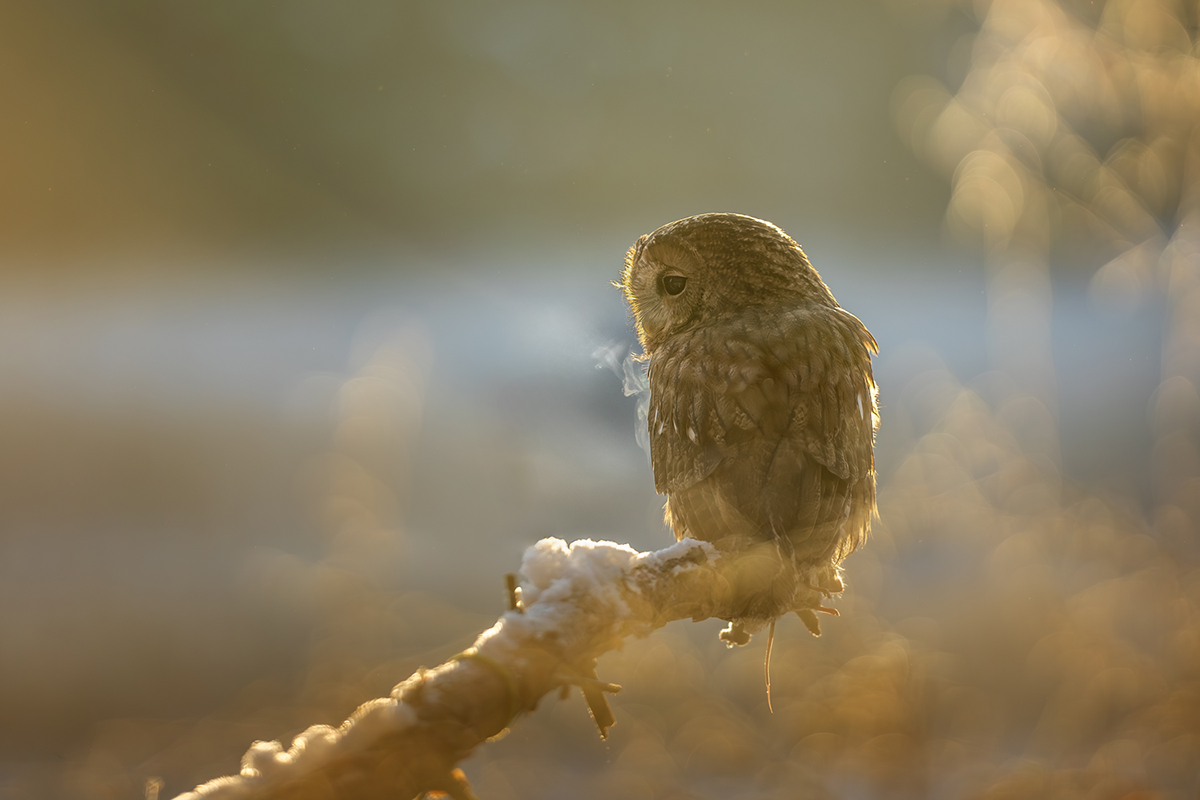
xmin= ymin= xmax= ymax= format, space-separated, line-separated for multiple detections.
xmin=621 ymin=213 xmax=878 ymax=645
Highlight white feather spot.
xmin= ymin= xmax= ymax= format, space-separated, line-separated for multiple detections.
xmin=687 ymin=427 xmax=697 ymax=443
xmin=857 ymin=394 xmax=864 ymax=418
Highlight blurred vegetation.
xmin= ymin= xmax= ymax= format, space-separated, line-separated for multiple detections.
xmin=0 ymin=0 xmax=948 ymax=267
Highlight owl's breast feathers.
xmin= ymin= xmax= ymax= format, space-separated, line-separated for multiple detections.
xmin=648 ymin=305 xmax=878 ymax=566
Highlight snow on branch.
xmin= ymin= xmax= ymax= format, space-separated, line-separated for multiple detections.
xmin=175 ymin=537 xmax=738 ymax=800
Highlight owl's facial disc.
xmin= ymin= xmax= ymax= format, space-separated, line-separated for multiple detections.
xmin=637 ymin=247 xmax=704 ymax=350
xmin=621 ymin=233 xmax=707 ymax=353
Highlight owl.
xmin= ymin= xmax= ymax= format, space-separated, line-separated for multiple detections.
xmin=621 ymin=213 xmax=878 ymax=645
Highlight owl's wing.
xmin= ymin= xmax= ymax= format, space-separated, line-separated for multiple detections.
xmin=648 ymin=306 xmax=877 ymax=550
xmin=779 ymin=306 xmax=878 ymax=484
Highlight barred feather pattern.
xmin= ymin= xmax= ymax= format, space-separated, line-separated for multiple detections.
xmin=649 ymin=307 xmax=877 ymax=618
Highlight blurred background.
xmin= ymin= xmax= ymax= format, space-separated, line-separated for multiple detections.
xmin=1 ymin=0 xmax=1197 ymax=798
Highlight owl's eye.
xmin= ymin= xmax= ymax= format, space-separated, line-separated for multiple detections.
xmin=661 ymin=275 xmax=688 ymax=296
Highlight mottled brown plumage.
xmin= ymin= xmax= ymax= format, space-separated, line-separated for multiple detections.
xmin=620 ymin=213 xmax=878 ymax=644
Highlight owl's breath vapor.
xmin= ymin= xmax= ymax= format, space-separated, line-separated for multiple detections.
xmin=621 ymin=213 xmax=878 ymax=648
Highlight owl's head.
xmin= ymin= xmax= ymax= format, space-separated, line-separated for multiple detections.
xmin=619 ymin=212 xmax=837 ymax=353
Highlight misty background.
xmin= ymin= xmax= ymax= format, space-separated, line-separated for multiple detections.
xmin=0 ymin=1 xmax=1193 ymax=799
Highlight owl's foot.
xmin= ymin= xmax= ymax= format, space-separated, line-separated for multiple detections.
xmin=806 ymin=574 xmax=845 ymax=598
xmin=794 ymin=605 xmax=840 ymax=637
xmin=719 ymin=621 xmax=752 ymax=647
xmin=795 ymin=608 xmax=821 ymax=636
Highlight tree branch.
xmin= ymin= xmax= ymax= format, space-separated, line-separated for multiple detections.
xmin=174 ymin=537 xmax=753 ymax=800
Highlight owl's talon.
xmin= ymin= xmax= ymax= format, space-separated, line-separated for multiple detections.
xmin=795 ymin=608 xmax=822 ymax=637
xmin=806 ymin=576 xmax=845 ymax=598
xmin=816 ymin=605 xmax=839 ymax=616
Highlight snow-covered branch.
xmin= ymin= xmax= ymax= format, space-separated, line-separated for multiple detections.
xmin=175 ymin=537 xmax=738 ymax=800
